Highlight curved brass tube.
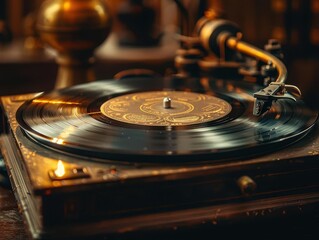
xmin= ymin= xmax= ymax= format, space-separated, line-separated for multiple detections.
xmin=226 ymin=36 xmax=287 ymax=84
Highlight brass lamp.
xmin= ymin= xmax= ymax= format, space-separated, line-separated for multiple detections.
xmin=37 ymin=0 xmax=112 ymax=88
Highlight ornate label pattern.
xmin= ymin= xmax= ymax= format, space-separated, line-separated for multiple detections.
xmin=101 ymin=91 xmax=232 ymax=126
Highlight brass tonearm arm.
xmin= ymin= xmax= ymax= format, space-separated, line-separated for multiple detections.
xmin=198 ymin=19 xmax=301 ymax=116
xmin=226 ymin=37 xmax=301 ymax=116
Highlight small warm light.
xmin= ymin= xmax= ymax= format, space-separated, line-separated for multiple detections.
xmin=52 ymin=137 xmax=64 ymax=145
xmin=272 ymin=27 xmax=286 ymax=42
xmin=310 ymin=28 xmax=319 ymax=45
xmin=313 ymin=0 xmax=319 ymax=13
xmin=271 ymin=0 xmax=287 ymax=12
xmin=49 ymin=163 xmax=90 ymax=181
xmin=54 ymin=160 xmax=65 ymax=178
xmin=63 ymin=1 xmax=71 ymax=11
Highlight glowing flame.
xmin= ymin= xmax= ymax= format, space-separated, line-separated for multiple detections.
xmin=54 ymin=160 xmax=65 ymax=177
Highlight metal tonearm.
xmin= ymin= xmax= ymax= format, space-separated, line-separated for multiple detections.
xmin=198 ymin=19 xmax=301 ymax=116
xmin=226 ymin=37 xmax=301 ymax=116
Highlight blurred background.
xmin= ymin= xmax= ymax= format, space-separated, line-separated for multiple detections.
xmin=0 ymin=0 xmax=318 ymax=106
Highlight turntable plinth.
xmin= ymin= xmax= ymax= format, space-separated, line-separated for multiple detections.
xmin=1 ymin=77 xmax=319 ymax=239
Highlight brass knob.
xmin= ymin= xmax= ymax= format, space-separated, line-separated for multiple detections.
xmin=237 ymin=175 xmax=257 ymax=195
xmin=37 ymin=0 xmax=112 ymax=88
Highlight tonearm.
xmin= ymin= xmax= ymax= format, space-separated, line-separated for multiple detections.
xmin=197 ymin=18 xmax=301 ymax=116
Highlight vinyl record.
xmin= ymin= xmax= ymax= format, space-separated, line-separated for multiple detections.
xmin=16 ymin=77 xmax=318 ymax=162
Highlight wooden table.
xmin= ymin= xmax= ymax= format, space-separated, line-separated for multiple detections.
xmin=0 ymin=186 xmax=29 ymax=240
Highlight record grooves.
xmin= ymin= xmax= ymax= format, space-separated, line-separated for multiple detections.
xmin=16 ymin=77 xmax=318 ymax=163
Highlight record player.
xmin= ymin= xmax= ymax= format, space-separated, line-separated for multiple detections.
xmin=1 ymin=15 xmax=319 ymax=239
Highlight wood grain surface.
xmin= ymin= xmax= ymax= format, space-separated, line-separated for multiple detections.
xmin=0 ymin=186 xmax=28 ymax=240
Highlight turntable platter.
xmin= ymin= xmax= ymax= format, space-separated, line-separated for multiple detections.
xmin=16 ymin=77 xmax=318 ymax=162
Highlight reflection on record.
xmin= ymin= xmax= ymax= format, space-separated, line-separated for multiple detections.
xmin=16 ymin=77 xmax=318 ymax=162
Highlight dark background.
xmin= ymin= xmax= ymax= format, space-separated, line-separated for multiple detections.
xmin=0 ymin=0 xmax=318 ymax=108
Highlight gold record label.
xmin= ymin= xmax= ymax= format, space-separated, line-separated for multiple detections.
xmin=100 ymin=91 xmax=232 ymax=126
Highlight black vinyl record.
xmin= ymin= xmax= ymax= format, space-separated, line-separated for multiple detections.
xmin=16 ymin=77 xmax=318 ymax=162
